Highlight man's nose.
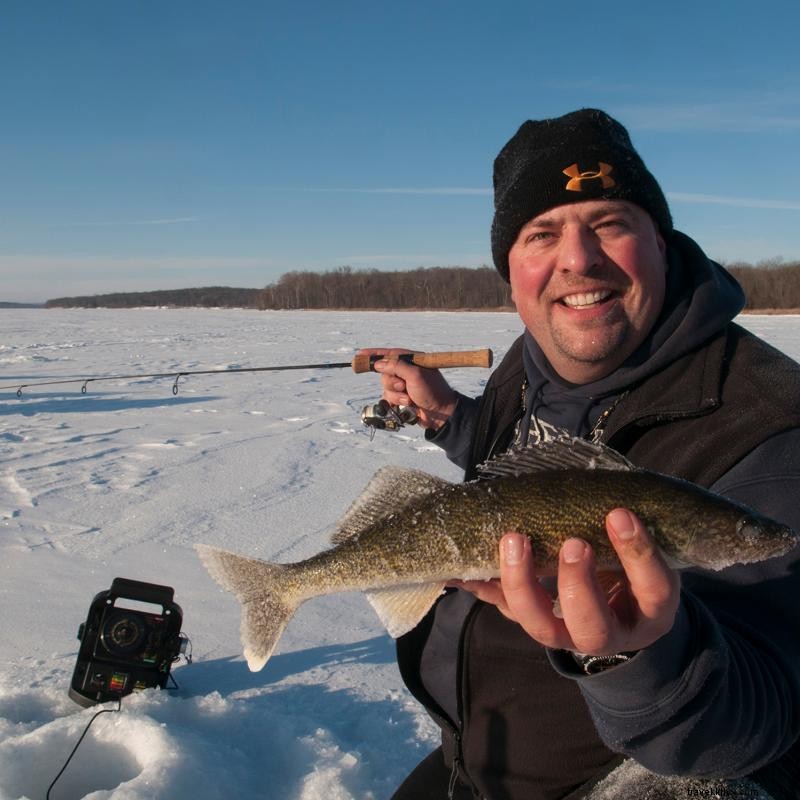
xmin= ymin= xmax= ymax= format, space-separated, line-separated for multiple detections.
xmin=556 ymin=226 xmax=603 ymax=274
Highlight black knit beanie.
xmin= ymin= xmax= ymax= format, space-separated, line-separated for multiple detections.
xmin=491 ymin=108 xmax=673 ymax=281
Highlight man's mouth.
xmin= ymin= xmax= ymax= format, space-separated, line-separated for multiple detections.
xmin=559 ymin=289 xmax=614 ymax=309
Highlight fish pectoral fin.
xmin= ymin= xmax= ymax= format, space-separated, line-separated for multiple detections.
xmin=365 ymin=582 xmax=447 ymax=638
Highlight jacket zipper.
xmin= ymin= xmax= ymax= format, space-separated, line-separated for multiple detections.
xmin=448 ymin=601 xmax=483 ymax=798
xmin=447 ymin=736 xmax=462 ymax=799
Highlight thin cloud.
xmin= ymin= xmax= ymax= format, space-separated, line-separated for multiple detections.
xmin=301 ymin=187 xmax=491 ymax=196
xmin=329 ymin=253 xmax=485 ymax=265
xmin=0 ymin=254 xmax=279 ymax=275
xmin=667 ymin=192 xmax=800 ymax=211
xmin=55 ymin=216 xmax=203 ymax=228
xmin=352 ymin=187 xmax=490 ymax=196
xmin=620 ymin=98 xmax=800 ymax=132
xmin=306 ymin=186 xmax=800 ymax=211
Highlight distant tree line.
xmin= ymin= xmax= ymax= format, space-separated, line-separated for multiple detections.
xmin=257 ymin=266 xmax=513 ymax=310
xmin=724 ymin=259 xmax=800 ymax=310
xmin=46 ymin=286 xmax=262 ymax=309
xmin=41 ymin=261 xmax=800 ymax=311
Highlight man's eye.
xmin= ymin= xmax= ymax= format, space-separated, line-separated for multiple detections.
xmin=525 ymin=231 xmax=553 ymax=243
xmin=596 ymin=219 xmax=626 ymax=232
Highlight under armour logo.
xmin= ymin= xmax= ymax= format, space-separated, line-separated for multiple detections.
xmin=563 ymin=163 xmax=616 ymax=192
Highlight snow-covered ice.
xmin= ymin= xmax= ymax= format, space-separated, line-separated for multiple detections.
xmin=0 ymin=308 xmax=796 ymax=799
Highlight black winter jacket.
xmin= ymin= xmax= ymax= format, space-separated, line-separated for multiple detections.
xmin=397 ymin=322 xmax=800 ymax=800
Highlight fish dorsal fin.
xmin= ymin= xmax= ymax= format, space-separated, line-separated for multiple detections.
xmin=365 ymin=582 xmax=447 ymax=637
xmin=331 ymin=465 xmax=448 ymax=545
xmin=477 ymin=435 xmax=635 ymax=480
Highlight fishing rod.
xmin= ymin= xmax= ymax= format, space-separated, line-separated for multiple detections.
xmin=2 ymin=349 xmax=493 ymax=401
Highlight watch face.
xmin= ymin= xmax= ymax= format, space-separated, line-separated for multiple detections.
xmin=582 ymin=654 xmax=632 ymax=674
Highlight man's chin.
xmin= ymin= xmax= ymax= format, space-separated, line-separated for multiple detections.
xmin=548 ymin=332 xmax=631 ymax=381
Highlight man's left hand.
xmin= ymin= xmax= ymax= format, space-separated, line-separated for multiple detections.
xmin=454 ymin=508 xmax=681 ymax=656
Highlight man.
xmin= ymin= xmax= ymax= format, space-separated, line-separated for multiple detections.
xmin=362 ymin=109 xmax=800 ymax=800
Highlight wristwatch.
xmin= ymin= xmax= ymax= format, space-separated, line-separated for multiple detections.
xmin=573 ymin=651 xmax=636 ymax=675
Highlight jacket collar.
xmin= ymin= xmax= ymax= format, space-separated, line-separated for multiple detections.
xmin=603 ymin=324 xmax=729 ymax=442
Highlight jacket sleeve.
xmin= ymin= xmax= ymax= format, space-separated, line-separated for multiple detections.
xmin=548 ymin=427 xmax=800 ymax=778
xmin=423 ymin=392 xmax=481 ymax=470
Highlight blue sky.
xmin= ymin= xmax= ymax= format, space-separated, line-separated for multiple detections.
xmin=2 ymin=0 xmax=799 ymax=303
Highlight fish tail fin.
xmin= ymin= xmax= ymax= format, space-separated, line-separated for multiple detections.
xmin=195 ymin=544 xmax=299 ymax=672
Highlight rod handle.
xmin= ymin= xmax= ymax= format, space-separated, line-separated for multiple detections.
xmin=351 ymin=348 xmax=493 ymax=374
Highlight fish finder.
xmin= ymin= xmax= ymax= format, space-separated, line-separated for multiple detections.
xmin=69 ymin=577 xmax=187 ymax=707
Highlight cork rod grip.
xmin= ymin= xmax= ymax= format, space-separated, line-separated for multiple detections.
xmin=351 ymin=348 xmax=493 ymax=374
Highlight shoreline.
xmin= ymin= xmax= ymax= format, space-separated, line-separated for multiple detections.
xmin=12 ymin=306 xmax=800 ymax=314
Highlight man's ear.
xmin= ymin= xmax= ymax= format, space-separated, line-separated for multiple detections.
xmin=656 ymin=228 xmax=667 ymax=259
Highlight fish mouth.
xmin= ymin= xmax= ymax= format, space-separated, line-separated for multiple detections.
xmin=737 ymin=516 xmax=800 ymax=560
xmin=557 ymin=289 xmax=616 ymax=309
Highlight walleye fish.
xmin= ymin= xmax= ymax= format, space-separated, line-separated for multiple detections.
xmin=196 ymin=436 xmax=798 ymax=671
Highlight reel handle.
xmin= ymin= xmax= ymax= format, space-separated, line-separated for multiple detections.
xmin=351 ymin=348 xmax=493 ymax=374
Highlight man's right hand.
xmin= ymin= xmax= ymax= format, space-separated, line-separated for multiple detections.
xmin=355 ymin=347 xmax=458 ymax=430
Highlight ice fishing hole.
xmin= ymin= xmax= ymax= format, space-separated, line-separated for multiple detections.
xmin=1 ymin=725 xmax=140 ymax=800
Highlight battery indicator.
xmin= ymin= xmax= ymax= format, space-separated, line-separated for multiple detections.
xmin=109 ymin=672 xmax=128 ymax=692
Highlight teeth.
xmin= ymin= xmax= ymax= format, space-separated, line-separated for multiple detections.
xmin=562 ymin=290 xmax=612 ymax=308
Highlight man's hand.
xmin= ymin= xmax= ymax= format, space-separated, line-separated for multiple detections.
xmin=356 ymin=347 xmax=458 ymax=430
xmin=455 ymin=508 xmax=681 ymax=656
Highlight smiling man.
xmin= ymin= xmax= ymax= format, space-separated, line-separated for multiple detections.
xmin=507 ymin=199 xmax=667 ymax=384
xmin=363 ymin=109 xmax=800 ymax=800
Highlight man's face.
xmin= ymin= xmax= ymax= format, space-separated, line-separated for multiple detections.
xmin=508 ymin=199 xmax=668 ymax=384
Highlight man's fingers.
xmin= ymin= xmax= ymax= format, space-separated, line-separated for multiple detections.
xmin=460 ymin=519 xmax=679 ymax=656
xmin=451 ymin=579 xmax=509 ymax=614
xmin=371 ymin=351 xmax=416 ymax=377
xmin=372 ymin=352 xmax=421 ymax=405
xmin=499 ymin=533 xmax=569 ymax=648
xmin=380 ymin=381 xmax=412 ymax=406
xmin=368 ymin=348 xmax=457 ymax=430
xmin=367 ymin=352 xmax=414 ymax=405
xmin=554 ymin=539 xmax=618 ymax=654
xmin=606 ymin=508 xmax=680 ymax=630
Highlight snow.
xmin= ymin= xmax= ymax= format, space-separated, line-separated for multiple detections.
xmin=0 ymin=309 xmax=797 ymax=800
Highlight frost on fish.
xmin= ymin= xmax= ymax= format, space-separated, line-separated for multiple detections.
xmin=196 ymin=545 xmax=296 ymax=671
xmin=197 ymin=436 xmax=799 ymax=671
xmin=582 ymin=757 xmax=776 ymax=800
